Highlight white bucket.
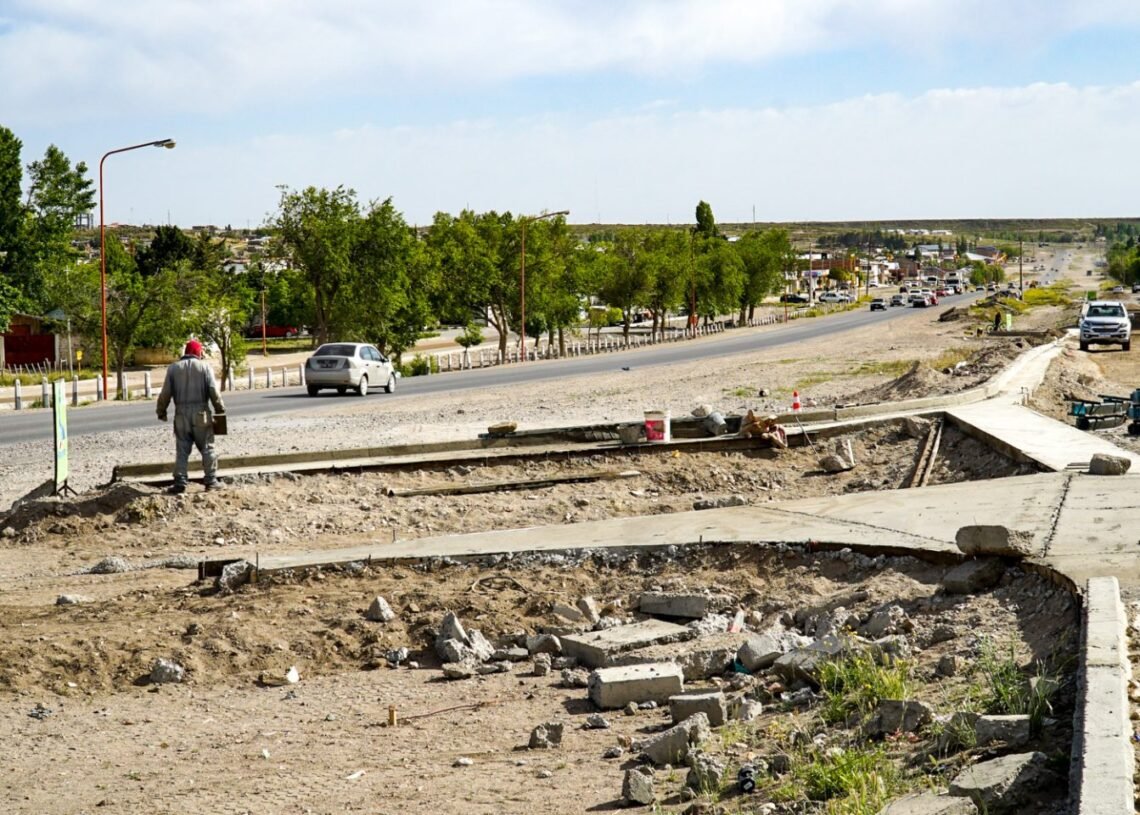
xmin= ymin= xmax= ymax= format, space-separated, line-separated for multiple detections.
xmin=644 ymin=410 xmax=671 ymax=442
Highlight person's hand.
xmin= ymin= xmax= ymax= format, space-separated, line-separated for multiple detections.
xmin=157 ymin=412 xmax=167 ymax=422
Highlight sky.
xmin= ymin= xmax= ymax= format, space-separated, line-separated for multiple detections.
xmin=2 ymin=0 xmax=1140 ymax=229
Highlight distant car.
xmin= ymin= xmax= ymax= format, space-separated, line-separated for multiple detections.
xmin=909 ymin=293 xmax=931 ymax=307
xmin=305 ymin=342 xmax=398 ymax=397
xmin=975 ymin=285 xmax=985 ymax=292
xmin=869 ymin=298 xmax=886 ymax=311
xmin=889 ymin=294 xmax=906 ymax=307
xmin=1111 ymin=285 xmax=1125 ymax=294
xmin=936 ymin=287 xmax=952 ymax=297
xmin=247 ymin=325 xmax=300 ymax=339
xmin=1132 ymin=283 xmax=1140 ymax=293
xmin=779 ymin=293 xmax=809 ymax=304
xmin=818 ymin=291 xmax=847 ymax=304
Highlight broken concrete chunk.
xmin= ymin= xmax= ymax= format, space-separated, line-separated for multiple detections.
xmin=1089 ymin=453 xmax=1131 ymax=475
xmin=584 ymin=713 xmax=611 ymax=730
xmin=669 ymin=691 xmax=727 ymax=727
xmin=528 ymin=721 xmax=564 ymax=749
xmin=948 ymin=751 xmax=1050 ymax=814
xmin=622 ymin=767 xmax=656 ymax=805
xmin=862 ymin=604 xmax=913 ymax=638
xmin=532 ymin=653 xmax=552 ymax=676
xmin=438 ymin=611 xmax=468 ymax=645
xmin=901 ymin=417 xmax=932 ymax=439
xmin=639 ymin=711 xmax=711 ymax=766
xmin=955 ymin=526 xmax=1036 ymax=558
xmin=476 ymin=661 xmax=511 ymax=675
xmin=552 ymin=602 xmax=584 ymax=622
xmin=561 ymin=619 xmax=691 ymax=669
xmin=526 ymin=633 xmax=562 ymax=655
xmin=588 ymin=662 xmax=684 ymax=710
xmin=974 ymin=715 xmax=1031 ymax=749
xmin=878 ymin=792 xmax=978 ymax=814
xmin=365 ymin=596 xmax=396 ymax=622
xmin=441 ymin=659 xmax=478 ymax=680
xmin=560 ymin=668 xmax=590 ymax=688
xmin=639 ymin=592 xmax=718 ymax=619
xmin=487 ymin=421 xmax=518 ymax=436
xmin=685 ymin=751 xmax=727 ymax=791
xmin=737 ymin=626 xmax=810 ymax=673
xmin=491 ymin=647 xmax=530 ymax=662
xmin=55 ymin=594 xmax=91 ymax=605
xmin=943 ymin=559 xmax=1005 ymax=594
xmin=576 ymin=596 xmax=601 ymax=624
xmin=863 ymin=699 xmax=933 ymax=738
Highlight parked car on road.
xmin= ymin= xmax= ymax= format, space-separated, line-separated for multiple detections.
xmin=305 ymin=342 xmax=398 ymax=397
xmin=779 ymin=293 xmax=809 ymax=304
xmin=818 ymin=291 xmax=849 ymax=304
xmin=869 ymin=298 xmax=886 ymax=311
xmin=909 ymin=293 xmax=931 ymax=307
xmin=246 ymin=324 xmax=301 ymax=339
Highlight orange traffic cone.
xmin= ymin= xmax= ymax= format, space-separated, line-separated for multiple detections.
xmin=792 ymin=390 xmax=801 ymax=413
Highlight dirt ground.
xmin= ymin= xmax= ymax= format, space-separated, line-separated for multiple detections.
xmin=0 ymin=293 xmax=1091 ymax=814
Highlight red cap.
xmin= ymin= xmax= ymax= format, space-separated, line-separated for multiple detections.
xmin=185 ymin=339 xmax=203 ymax=358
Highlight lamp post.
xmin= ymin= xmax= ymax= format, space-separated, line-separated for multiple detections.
xmin=99 ymin=138 xmax=175 ymax=399
xmin=518 ymin=209 xmax=568 ymax=361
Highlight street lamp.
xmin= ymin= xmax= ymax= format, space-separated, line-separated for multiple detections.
xmin=518 ymin=209 xmax=568 ymax=361
xmin=99 ymin=138 xmax=175 ymax=399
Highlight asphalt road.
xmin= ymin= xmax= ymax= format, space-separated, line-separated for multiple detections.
xmin=0 ymin=294 xmax=984 ymax=447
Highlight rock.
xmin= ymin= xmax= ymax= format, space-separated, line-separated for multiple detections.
xmin=466 ymin=629 xmax=495 ymax=661
xmin=476 ymin=661 xmax=511 ymax=675
xmin=585 ymin=713 xmax=611 ymax=730
xmin=438 ymin=611 xmax=468 ymax=644
xmin=1089 ymin=453 xmax=1131 ymax=475
xmin=365 ymin=596 xmax=396 ymax=622
xmin=640 ymin=712 xmax=711 ymax=766
xmin=736 ymin=698 xmax=764 ymax=722
xmin=217 ymin=560 xmax=252 ymax=592
xmin=438 ymin=638 xmax=472 ymax=664
xmin=150 ymin=658 xmax=185 ymax=684
xmin=863 ymin=699 xmax=933 ymax=738
xmin=691 ymin=404 xmax=713 ymax=418
xmin=386 ymin=647 xmax=409 ymax=667
xmin=487 ymin=422 xmax=517 ymax=436
xmin=937 ymin=654 xmax=959 ymax=677
xmin=623 ymin=701 xmax=638 ymax=716
xmin=536 ymin=769 xmax=553 ymax=779
xmin=862 ymin=604 xmax=913 ymax=638
xmin=926 ymin=625 xmax=957 ymax=646
xmin=552 ymin=602 xmax=584 ymax=622
xmin=441 ymin=659 xmax=478 ymax=680
xmin=693 ymin=495 xmax=747 ymax=510
xmin=640 ymin=592 xmax=720 ymax=619
xmin=453 ymin=757 xmax=474 ymax=767
xmin=902 ymin=417 xmax=931 ymax=439
xmin=526 ymin=633 xmax=562 ymax=655
xmin=551 ymin=656 xmax=578 ymax=670
xmin=820 ymin=453 xmax=855 ymax=473
xmin=686 ymin=751 xmax=727 ymax=791
xmin=878 ymin=792 xmax=978 ymax=814
xmin=577 ymin=596 xmax=602 ymax=624
xmin=532 ymin=653 xmax=552 ymax=676
xmin=955 ymin=526 xmax=1036 ymax=558
xmin=936 ymin=711 xmax=981 ymax=753
xmin=948 ymin=751 xmax=1050 ymax=813
xmin=491 ymin=647 xmax=530 ymax=662
xmin=603 ymin=745 xmax=624 ymax=759
xmin=943 ymin=559 xmax=1005 ymax=594
xmin=772 ymin=633 xmax=855 ymax=684
xmin=55 ymin=594 xmax=91 ymax=605
xmin=1 ymin=526 xmax=15 ymax=538
xmin=737 ymin=626 xmax=810 ymax=672
xmin=528 ymin=721 xmax=564 ymax=749
xmin=975 ymin=715 xmax=1031 ymax=748
xmin=561 ymin=668 xmax=590 ymax=688
xmin=622 ymin=767 xmax=656 ymax=805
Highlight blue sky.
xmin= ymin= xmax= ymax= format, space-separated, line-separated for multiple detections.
xmin=2 ymin=0 xmax=1139 ymax=228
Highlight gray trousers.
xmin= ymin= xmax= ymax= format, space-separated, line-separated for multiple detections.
xmin=173 ymin=409 xmax=217 ymax=484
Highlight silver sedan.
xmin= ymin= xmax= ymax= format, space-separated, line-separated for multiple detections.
xmin=305 ymin=342 xmax=397 ymax=396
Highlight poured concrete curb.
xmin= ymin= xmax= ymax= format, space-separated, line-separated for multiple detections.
xmin=1073 ymin=576 xmax=1133 ymax=815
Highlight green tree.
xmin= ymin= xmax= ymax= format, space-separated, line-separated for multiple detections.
xmin=136 ymin=224 xmax=196 ymax=278
xmin=694 ymin=239 xmax=745 ymax=323
xmin=184 ymin=232 xmax=253 ymax=390
xmin=592 ymin=228 xmax=654 ymax=342
xmin=640 ymin=229 xmax=689 ymax=338
xmin=694 ymin=200 xmax=718 ymax=240
xmin=344 ymin=198 xmax=429 ymax=357
xmin=734 ymin=228 xmax=793 ymax=323
xmin=14 ymin=145 xmax=95 ymax=307
xmin=0 ymin=127 xmax=22 ymax=278
xmin=273 ymin=185 xmax=360 ymax=345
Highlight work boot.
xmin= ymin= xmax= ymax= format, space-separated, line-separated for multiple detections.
xmin=204 ymin=480 xmax=223 ymax=492
xmin=167 ymin=483 xmax=187 ymax=496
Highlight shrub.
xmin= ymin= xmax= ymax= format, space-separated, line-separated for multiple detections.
xmin=397 ymin=355 xmax=439 ymax=377
xmin=818 ymin=652 xmax=911 ymax=725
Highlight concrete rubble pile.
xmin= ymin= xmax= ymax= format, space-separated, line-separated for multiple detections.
xmin=425 ymin=545 xmax=1069 ymax=812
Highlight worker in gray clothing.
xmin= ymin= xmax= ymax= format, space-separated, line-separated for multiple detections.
xmin=157 ymin=339 xmax=226 ymax=494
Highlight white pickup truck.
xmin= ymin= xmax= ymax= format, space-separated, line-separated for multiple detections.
xmin=1079 ymin=300 xmax=1131 ymax=352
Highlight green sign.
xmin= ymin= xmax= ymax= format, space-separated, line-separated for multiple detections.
xmin=52 ymin=380 xmax=68 ymax=492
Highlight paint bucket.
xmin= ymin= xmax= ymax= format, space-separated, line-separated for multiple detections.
xmin=618 ymin=424 xmax=643 ymax=445
xmin=644 ymin=410 xmax=671 ymax=442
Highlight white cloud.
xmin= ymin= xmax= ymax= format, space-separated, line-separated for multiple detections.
xmin=3 ymin=0 xmax=1140 ymax=124
xmin=99 ymin=78 xmax=1140 ymax=227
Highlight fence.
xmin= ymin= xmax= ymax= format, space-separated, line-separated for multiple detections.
xmin=1 ymin=306 xmax=831 ymax=409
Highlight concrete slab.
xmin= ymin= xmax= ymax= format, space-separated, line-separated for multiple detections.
xmin=588 ymin=663 xmax=684 ymax=709
xmin=946 ymin=402 xmax=1140 ymax=472
xmin=608 ymin=631 xmax=749 ymax=680
xmin=561 ymin=619 xmax=691 ymax=669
